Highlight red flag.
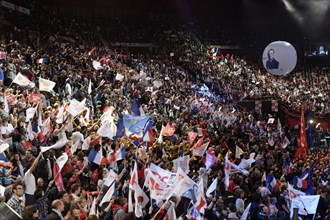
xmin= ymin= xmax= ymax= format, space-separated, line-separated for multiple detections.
xmin=29 ymin=93 xmax=41 ymax=103
xmin=108 ymin=151 xmax=116 ymax=163
xmin=87 ymin=47 xmax=96 ymax=56
xmin=187 ymin=131 xmax=198 ymax=145
xmin=38 ymin=132 xmax=44 ymax=143
xmin=193 ymin=137 xmax=204 ymax=150
xmin=22 ymin=141 xmax=32 ymax=150
xmin=53 ymin=160 xmax=65 ymax=191
xmin=295 ymin=106 xmax=307 ymax=159
xmin=65 ymin=146 xmax=72 ymax=158
xmin=5 ymin=93 xmax=15 ymax=105
xmin=90 ymin=137 xmax=100 ymax=147
xmin=162 ymin=123 xmax=175 ymax=136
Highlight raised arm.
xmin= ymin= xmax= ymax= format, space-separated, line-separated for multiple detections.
xmin=29 ymin=152 xmax=42 ymax=173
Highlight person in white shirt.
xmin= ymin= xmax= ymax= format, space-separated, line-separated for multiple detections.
xmin=24 ymin=151 xmax=42 ymax=206
xmin=260 ymin=181 xmax=272 ymax=198
xmin=235 ymin=189 xmax=245 ymax=216
xmin=1 ymin=117 xmax=15 ymax=138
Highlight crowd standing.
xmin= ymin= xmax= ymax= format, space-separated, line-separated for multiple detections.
xmin=0 ymin=3 xmax=330 ymax=220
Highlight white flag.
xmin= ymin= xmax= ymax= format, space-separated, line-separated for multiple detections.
xmin=153 ymin=80 xmax=163 ymax=88
xmin=238 ymin=158 xmax=255 ymax=169
xmin=41 ymin=132 xmax=68 ymax=152
xmin=165 ymin=201 xmax=177 ymax=220
xmin=3 ymin=95 xmax=9 ymax=115
xmin=0 ymin=139 xmax=9 ymax=154
xmin=26 ymin=105 xmax=38 ymax=122
xmin=129 ymin=162 xmax=139 ymax=190
xmin=0 ymin=185 xmax=5 ymax=198
xmin=225 ymin=153 xmax=249 ymax=176
xmin=291 ymin=195 xmax=320 ymax=216
xmin=97 ymin=121 xmax=117 ymax=140
xmin=115 ymin=73 xmax=124 ymax=81
xmin=157 ymin=125 xmax=164 ymax=144
xmin=193 ymin=142 xmax=209 ymax=157
xmin=56 ymin=104 xmax=66 ymax=124
xmin=195 ymin=180 xmax=207 ymax=214
xmin=27 ymin=120 xmax=34 ymax=141
xmin=206 ymin=178 xmax=218 ymax=197
xmin=92 ymin=60 xmax=103 ymax=70
xmin=235 ymin=145 xmax=244 ymax=158
xmin=39 ymin=77 xmax=56 ymax=92
xmin=240 ymin=203 xmax=251 ymax=220
xmin=82 ymin=136 xmax=91 ymax=150
xmin=104 ymin=170 xmax=118 ymax=187
xmin=56 ymin=153 xmax=68 ymax=171
xmin=128 ymin=187 xmax=134 ymax=213
xmin=66 ymin=99 xmax=86 ymax=117
xmin=172 ymin=155 xmax=190 ymax=174
xmin=89 ymin=197 xmax=98 ymax=216
xmin=71 ymin=141 xmax=79 ymax=155
xmin=13 ymin=73 xmax=35 ymax=87
xmin=41 ymin=117 xmax=51 ymax=135
xmin=88 ymin=79 xmax=92 ymax=94
xmin=99 ymin=181 xmax=115 ymax=207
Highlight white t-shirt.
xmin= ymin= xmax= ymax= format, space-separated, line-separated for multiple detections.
xmin=1 ymin=123 xmax=15 ymax=135
xmin=24 ymin=170 xmax=36 ymax=195
xmin=260 ymin=186 xmax=271 ymax=198
xmin=72 ymin=131 xmax=84 ymax=144
xmin=135 ymin=202 xmax=143 ymax=218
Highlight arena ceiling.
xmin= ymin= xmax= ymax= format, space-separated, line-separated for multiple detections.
xmin=38 ymin=0 xmax=284 ymax=17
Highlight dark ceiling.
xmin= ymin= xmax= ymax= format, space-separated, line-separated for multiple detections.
xmin=38 ymin=0 xmax=285 ymax=18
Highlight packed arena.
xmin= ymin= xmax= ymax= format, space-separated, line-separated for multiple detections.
xmin=0 ymin=0 xmax=329 ymax=220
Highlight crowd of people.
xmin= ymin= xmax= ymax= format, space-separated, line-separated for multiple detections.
xmin=0 ymin=2 xmax=330 ymax=220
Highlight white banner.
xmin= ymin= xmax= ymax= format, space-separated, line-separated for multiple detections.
xmin=291 ymin=195 xmax=320 ymax=216
xmin=148 ymin=163 xmax=177 ymax=185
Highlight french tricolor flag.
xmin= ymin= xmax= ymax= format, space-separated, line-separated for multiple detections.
xmin=142 ymin=120 xmax=155 ymax=143
xmin=108 ymin=147 xmax=126 ymax=163
xmin=300 ymin=164 xmax=315 ymax=180
xmin=36 ymin=58 xmax=46 ymax=64
xmin=0 ymin=153 xmax=12 ymax=167
xmin=88 ymin=149 xmax=107 ymax=166
xmin=293 ymin=177 xmax=308 ymax=189
xmin=266 ymin=174 xmax=279 ymax=192
xmin=87 ymin=47 xmax=96 ymax=56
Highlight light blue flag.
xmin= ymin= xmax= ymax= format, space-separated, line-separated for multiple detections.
xmin=123 ymin=115 xmax=150 ymax=135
